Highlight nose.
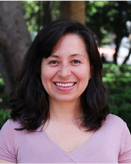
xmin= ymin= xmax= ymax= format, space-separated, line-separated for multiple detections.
xmin=58 ymin=64 xmax=71 ymax=78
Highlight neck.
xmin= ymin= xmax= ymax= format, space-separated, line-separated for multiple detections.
xmin=49 ymin=99 xmax=82 ymax=122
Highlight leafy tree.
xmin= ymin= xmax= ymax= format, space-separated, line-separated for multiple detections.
xmin=21 ymin=1 xmax=86 ymax=31
xmin=21 ymin=1 xmax=61 ymax=33
xmin=86 ymin=1 xmax=131 ymax=64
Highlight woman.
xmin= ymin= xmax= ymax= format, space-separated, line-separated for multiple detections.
xmin=0 ymin=19 xmax=131 ymax=163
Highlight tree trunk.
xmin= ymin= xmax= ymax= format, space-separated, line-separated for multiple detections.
xmin=122 ymin=48 xmax=131 ymax=64
xmin=61 ymin=1 xmax=85 ymax=24
xmin=43 ymin=1 xmax=53 ymax=26
xmin=0 ymin=1 xmax=31 ymax=95
xmin=113 ymin=37 xmax=121 ymax=64
xmin=122 ymin=37 xmax=131 ymax=64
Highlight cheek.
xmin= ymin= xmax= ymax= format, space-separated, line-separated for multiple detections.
xmin=41 ymin=72 xmax=51 ymax=85
xmin=41 ymin=73 xmax=52 ymax=94
xmin=41 ymin=67 xmax=49 ymax=87
xmin=75 ymin=66 xmax=91 ymax=81
xmin=41 ymin=66 xmax=50 ymax=79
xmin=41 ymin=67 xmax=56 ymax=86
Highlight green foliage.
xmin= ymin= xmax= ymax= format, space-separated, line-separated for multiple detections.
xmin=0 ymin=109 xmax=10 ymax=129
xmin=0 ymin=74 xmax=10 ymax=129
xmin=21 ymin=1 xmax=60 ymax=33
xmin=21 ymin=1 xmax=43 ymax=32
xmin=86 ymin=1 xmax=131 ymax=45
xmin=103 ymin=64 xmax=131 ymax=131
xmin=0 ymin=74 xmax=4 ymax=92
xmin=51 ymin=1 xmax=61 ymax=21
xmin=0 ymin=74 xmax=9 ymax=106
xmin=21 ymin=1 xmax=131 ymax=47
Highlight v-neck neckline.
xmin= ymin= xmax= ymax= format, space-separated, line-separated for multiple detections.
xmin=42 ymin=127 xmax=99 ymax=156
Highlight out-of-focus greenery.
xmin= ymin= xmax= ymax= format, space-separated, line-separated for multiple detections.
xmin=21 ymin=1 xmax=131 ymax=48
xmin=0 ymin=74 xmax=10 ymax=129
xmin=21 ymin=1 xmax=60 ymax=33
xmin=0 ymin=109 xmax=10 ymax=129
xmin=0 ymin=74 xmax=9 ymax=106
xmin=21 ymin=1 xmax=40 ymax=32
xmin=0 ymin=74 xmax=4 ymax=91
xmin=86 ymin=1 xmax=131 ymax=46
xmin=0 ymin=64 xmax=131 ymax=131
xmin=103 ymin=64 xmax=131 ymax=131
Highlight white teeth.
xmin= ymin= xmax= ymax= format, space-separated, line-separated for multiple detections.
xmin=55 ymin=83 xmax=75 ymax=87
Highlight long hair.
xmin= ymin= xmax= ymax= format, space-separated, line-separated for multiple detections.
xmin=10 ymin=19 xmax=110 ymax=131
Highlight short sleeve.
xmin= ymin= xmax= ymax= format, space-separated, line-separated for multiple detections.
xmin=118 ymin=123 xmax=131 ymax=163
xmin=0 ymin=119 xmax=17 ymax=162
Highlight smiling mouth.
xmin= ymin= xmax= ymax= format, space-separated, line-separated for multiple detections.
xmin=54 ymin=82 xmax=76 ymax=87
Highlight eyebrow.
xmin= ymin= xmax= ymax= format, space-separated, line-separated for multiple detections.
xmin=70 ymin=53 xmax=84 ymax=57
xmin=50 ymin=53 xmax=84 ymax=58
xmin=49 ymin=55 xmax=60 ymax=58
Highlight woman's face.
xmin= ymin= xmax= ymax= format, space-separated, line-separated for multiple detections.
xmin=41 ymin=33 xmax=92 ymax=104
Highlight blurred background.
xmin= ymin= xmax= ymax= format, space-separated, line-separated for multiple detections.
xmin=0 ymin=1 xmax=131 ymax=131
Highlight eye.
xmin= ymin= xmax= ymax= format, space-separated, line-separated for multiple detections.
xmin=72 ymin=60 xmax=81 ymax=64
xmin=49 ymin=60 xmax=58 ymax=65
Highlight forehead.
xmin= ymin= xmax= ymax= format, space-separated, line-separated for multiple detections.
xmin=50 ymin=33 xmax=87 ymax=55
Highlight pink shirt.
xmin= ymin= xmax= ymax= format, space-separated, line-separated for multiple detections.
xmin=0 ymin=114 xmax=131 ymax=163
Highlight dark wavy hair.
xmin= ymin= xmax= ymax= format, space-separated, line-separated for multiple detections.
xmin=10 ymin=19 xmax=110 ymax=131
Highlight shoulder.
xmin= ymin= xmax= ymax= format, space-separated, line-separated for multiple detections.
xmin=104 ymin=113 xmax=126 ymax=127
xmin=0 ymin=119 xmax=23 ymax=140
xmin=0 ymin=119 xmax=20 ymax=162
xmin=1 ymin=119 xmax=21 ymax=131
xmin=101 ymin=114 xmax=130 ymax=135
xmin=101 ymin=115 xmax=131 ymax=163
xmin=100 ymin=114 xmax=131 ymax=144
